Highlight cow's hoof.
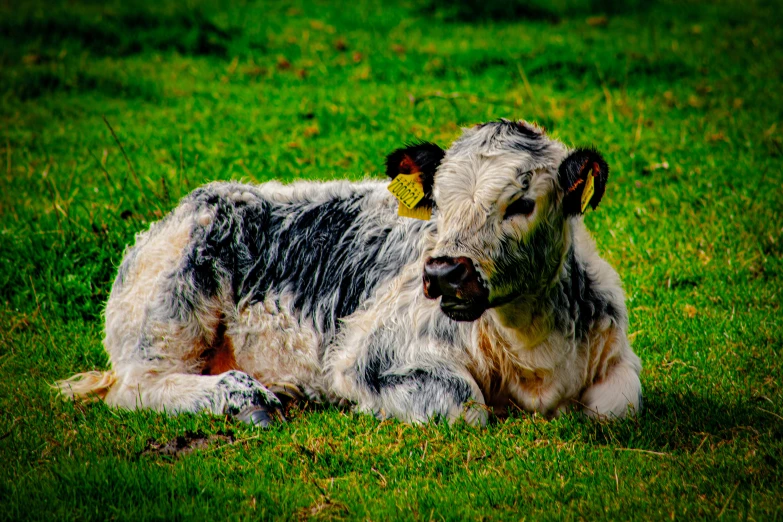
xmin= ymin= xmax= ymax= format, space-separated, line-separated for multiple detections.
xmin=268 ymin=382 xmax=303 ymax=407
xmin=236 ymin=406 xmax=286 ymax=428
xmin=459 ymin=401 xmax=489 ymax=427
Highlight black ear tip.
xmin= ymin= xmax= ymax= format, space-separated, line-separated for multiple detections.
xmin=402 ymin=141 xmax=446 ymax=163
xmin=559 ymin=147 xmax=609 ymax=176
xmin=589 ymin=148 xmax=608 ymax=171
xmin=565 ymin=146 xmax=604 ymax=161
xmin=384 ymin=147 xmax=408 ymax=179
xmin=384 ymin=141 xmax=445 ymax=179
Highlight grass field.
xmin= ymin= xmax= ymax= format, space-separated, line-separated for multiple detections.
xmin=1 ymin=0 xmax=782 ymax=519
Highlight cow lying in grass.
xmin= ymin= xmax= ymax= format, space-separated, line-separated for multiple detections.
xmin=57 ymin=119 xmax=642 ymax=426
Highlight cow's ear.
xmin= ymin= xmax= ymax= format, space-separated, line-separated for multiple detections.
xmin=557 ymin=148 xmax=609 ymax=216
xmin=384 ymin=142 xmax=445 ymax=199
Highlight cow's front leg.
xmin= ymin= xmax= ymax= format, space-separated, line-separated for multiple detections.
xmin=328 ymin=263 xmax=485 ymax=424
xmin=103 ymin=367 xmax=285 ymax=427
xmin=580 ymin=355 xmax=642 ymax=419
xmin=328 ymin=326 xmax=487 ymax=424
xmin=372 ymin=368 xmax=488 ymax=425
xmin=344 ymin=363 xmax=488 ymax=426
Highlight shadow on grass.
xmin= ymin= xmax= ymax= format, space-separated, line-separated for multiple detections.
xmin=568 ymin=388 xmax=783 ymax=454
xmin=421 ymin=0 xmax=651 ymax=23
xmin=247 ymin=386 xmax=783 ymax=461
xmin=1 ymin=9 xmax=236 ymax=58
xmin=0 ymin=68 xmax=160 ymax=101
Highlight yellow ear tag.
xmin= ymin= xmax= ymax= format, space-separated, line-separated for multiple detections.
xmin=580 ymin=173 xmax=595 ymax=213
xmin=398 ymin=204 xmax=433 ymax=220
xmin=388 ymin=173 xmax=431 ymax=220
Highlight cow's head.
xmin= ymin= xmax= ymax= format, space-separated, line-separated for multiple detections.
xmin=386 ymin=119 xmax=609 ymax=322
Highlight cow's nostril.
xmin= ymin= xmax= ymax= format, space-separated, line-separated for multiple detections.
xmin=422 ymin=270 xmax=441 ymax=299
xmin=423 ymin=256 xmax=482 ymax=301
xmin=424 ymin=257 xmax=465 ymax=285
xmin=423 ymin=255 xmax=489 ymax=314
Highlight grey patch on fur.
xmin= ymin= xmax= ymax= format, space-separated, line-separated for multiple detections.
xmin=378 ymin=369 xmax=473 ymax=413
xmin=552 ymin=247 xmax=621 ymax=341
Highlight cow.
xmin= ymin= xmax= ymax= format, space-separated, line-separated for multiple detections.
xmin=56 ymin=119 xmax=642 ymax=427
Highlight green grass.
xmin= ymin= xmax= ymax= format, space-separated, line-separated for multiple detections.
xmin=1 ymin=0 xmax=782 ymax=519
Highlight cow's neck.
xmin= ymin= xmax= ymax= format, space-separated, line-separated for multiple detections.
xmin=489 ymin=292 xmax=556 ymax=350
xmin=488 ymin=224 xmax=574 ymax=351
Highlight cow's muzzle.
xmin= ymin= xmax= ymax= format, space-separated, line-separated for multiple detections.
xmin=423 ymin=256 xmax=490 ymax=321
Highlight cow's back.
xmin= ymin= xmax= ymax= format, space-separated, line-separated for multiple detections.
xmin=179 ymin=180 xmax=432 ymax=338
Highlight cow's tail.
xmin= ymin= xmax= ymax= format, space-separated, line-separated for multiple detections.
xmin=54 ymin=370 xmax=117 ymax=402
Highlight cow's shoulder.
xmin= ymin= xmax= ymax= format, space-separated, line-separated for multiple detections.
xmin=554 ymin=221 xmax=627 ymax=340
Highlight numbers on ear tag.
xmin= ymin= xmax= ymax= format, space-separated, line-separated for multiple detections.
xmin=388 ymin=174 xmax=425 ymax=209
xmin=388 ymin=173 xmax=432 ymax=220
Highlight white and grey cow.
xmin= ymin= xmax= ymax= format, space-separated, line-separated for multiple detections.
xmin=57 ymin=119 xmax=642 ymax=426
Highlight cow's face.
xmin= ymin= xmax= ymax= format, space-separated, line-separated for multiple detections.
xmin=386 ymin=120 xmax=609 ymax=322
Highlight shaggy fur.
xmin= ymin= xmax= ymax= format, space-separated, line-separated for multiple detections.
xmin=57 ymin=120 xmax=642 ymax=426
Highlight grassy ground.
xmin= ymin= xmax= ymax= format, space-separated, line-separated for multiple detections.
xmin=1 ymin=0 xmax=782 ymax=519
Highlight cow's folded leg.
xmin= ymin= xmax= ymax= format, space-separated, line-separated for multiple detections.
xmin=359 ymin=369 xmax=488 ymax=426
xmin=104 ymin=368 xmax=283 ymax=427
xmin=580 ymin=356 xmax=642 ymax=420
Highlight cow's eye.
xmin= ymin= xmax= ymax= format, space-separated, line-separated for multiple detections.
xmin=504 ymin=198 xmax=535 ymax=219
